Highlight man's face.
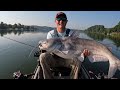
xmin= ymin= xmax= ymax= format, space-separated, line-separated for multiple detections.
xmin=55 ymin=18 xmax=68 ymax=29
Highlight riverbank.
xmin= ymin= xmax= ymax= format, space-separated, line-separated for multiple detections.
xmin=108 ymin=32 xmax=120 ymax=39
xmin=85 ymin=32 xmax=120 ymax=47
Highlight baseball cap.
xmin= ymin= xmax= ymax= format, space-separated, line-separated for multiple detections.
xmin=55 ymin=12 xmax=67 ymax=20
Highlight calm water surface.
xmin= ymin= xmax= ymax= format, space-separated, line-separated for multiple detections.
xmin=0 ymin=31 xmax=120 ymax=79
xmin=0 ymin=32 xmax=47 ymax=79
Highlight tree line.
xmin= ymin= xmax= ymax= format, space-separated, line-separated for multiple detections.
xmin=0 ymin=22 xmax=36 ymax=31
xmin=84 ymin=21 xmax=120 ymax=35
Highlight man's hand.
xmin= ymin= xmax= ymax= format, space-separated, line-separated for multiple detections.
xmin=82 ymin=49 xmax=90 ymax=57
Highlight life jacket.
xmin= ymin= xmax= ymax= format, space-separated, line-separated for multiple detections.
xmin=54 ymin=29 xmax=70 ymax=37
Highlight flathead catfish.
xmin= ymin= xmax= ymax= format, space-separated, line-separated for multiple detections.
xmin=39 ymin=36 xmax=120 ymax=79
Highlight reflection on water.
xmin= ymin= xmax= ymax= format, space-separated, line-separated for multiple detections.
xmin=86 ymin=32 xmax=120 ymax=48
xmin=85 ymin=32 xmax=120 ymax=59
xmin=0 ymin=31 xmax=47 ymax=79
xmin=0 ymin=31 xmax=120 ymax=79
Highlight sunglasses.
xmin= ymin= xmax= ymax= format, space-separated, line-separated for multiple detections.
xmin=56 ymin=18 xmax=67 ymax=21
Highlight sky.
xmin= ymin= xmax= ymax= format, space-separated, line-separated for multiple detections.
xmin=0 ymin=11 xmax=120 ymax=30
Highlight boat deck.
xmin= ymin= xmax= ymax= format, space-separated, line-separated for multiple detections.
xmin=31 ymin=61 xmax=91 ymax=79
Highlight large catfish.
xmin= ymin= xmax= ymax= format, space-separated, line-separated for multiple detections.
xmin=39 ymin=34 xmax=120 ymax=79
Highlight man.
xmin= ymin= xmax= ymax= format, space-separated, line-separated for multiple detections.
xmin=39 ymin=12 xmax=90 ymax=79
xmin=47 ymin=12 xmax=73 ymax=39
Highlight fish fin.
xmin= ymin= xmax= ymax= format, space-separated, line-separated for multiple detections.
xmin=108 ymin=63 xmax=117 ymax=78
xmin=88 ymin=54 xmax=109 ymax=63
xmin=61 ymin=50 xmax=69 ymax=54
xmin=53 ymin=49 xmax=74 ymax=59
xmin=70 ymin=31 xmax=80 ymax=38
xmin=52 ymin=49 xmax=68 ymax=58
xmin=54 ymin=49 xmax=63 ymax=54
xmin=78 ymin=53 xmax=85 ymax=62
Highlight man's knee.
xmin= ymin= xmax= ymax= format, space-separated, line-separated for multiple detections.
xmin=74 ymin=58 xmax=81 ymax=66
xmin=39 ymin=53 xmax=47 ymax=64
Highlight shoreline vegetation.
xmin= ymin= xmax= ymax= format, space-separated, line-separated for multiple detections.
xmin=0 ymin=22 xmax=34 ymax=30
xmin=0 ymin=21 xmax=120 ymax=40
xmin=0 ymin=22 xmax=55 ymax=36
xmin=84 ymin=21 xmax=120 ymax=47
xmin=84 ymin=21 xmax=120 ymax=39
xmin=0 ymin=22 xmax=45 ymax=31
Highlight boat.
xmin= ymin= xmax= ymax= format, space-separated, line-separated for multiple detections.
xmin=31 ymin=51 xmax=96 ymax=79
xmin=13 ymin=50 xmax=104 ymax=79
xmin=31 ymin=61 xmax=92 ymax=79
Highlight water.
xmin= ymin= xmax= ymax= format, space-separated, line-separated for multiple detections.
xmin=0 ymin=31 xmax=47 ymax=79
xmin=0 ymin=31 xmax=120 ymax=79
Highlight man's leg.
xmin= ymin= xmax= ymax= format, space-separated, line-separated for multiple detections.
xmin=67 ymin=58 xmax=82 ymax=79
xmin=39 ymin=53 xmax=56 ymax=79
xmin=54 ymin=55 xmax=82 ymax=79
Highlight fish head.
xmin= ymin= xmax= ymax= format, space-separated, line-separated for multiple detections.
xmin=39 ymin=38 xmax=63 ymax=52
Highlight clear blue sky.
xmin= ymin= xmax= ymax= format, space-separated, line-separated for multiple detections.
xmin=0 ymin=11 xmax=120 ymax=30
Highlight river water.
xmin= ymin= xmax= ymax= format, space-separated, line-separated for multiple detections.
xmin=0 ymin=31 xmax=120 ymax=79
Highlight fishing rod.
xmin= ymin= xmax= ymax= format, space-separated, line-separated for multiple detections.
xmin=2 ymin=36 xmax=42 ymax=78
xmin=2 ymin=36 xmax=41 ymax=58
xmin=2 ymin=36 xmax=37 ymax=48
xmin=2 ymin=36 xmax=46 ymax=58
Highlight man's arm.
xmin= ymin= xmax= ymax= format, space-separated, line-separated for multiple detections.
xmin=82 ymin=49 xmax=90 ymax=58
xmin=78 ymin=49 xmax=90 ymax=62
xmin=47 ymin=30 xmax=55 ymax=39
xmin=47 ymin=32 xmax=53 ymax=39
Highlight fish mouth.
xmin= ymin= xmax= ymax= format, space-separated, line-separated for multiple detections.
xmin=39 ymin=44 xmax=47 ymax=51
xmin=39 ymin=42 xmax=47 ymax=50
xmin=39 ymin=46 xmax=46 ymax=51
